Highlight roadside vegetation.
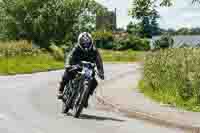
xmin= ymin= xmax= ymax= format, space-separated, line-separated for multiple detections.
xmin=92 ymin=31 xmax=150 ymax=51
xmin=139 ymin=48 xmax=200 ymax=112
xmin=0 ymin=41 xmax=63 ymax=75
xmin=100 ymin=50 xmax=145 ymax=62
xmin=0 ymin=54 xmax=63 ymax=75
xmin=0 ymin=0 xmax=150 ymax=75
xmin=0 ymin=40 xmax=145 ymax=75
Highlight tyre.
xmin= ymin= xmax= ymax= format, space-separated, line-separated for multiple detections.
xmin=62 ymin=102 xmax=70 ymax=114
xmin=73 ymin=81 xmax=90 ymax=118
xmin=61 ymin=86 xmax=71 ymax=114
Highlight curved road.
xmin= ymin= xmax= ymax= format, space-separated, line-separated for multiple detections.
xmin=0 ymin=64 xmax=185 ymax=133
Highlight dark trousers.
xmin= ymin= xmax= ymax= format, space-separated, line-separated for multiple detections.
xmin=59 ymin=69 xmax=98 ymax=95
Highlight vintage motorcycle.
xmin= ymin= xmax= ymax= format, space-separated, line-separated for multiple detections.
xmin=61 ymin=61 xmax=99 ymax=118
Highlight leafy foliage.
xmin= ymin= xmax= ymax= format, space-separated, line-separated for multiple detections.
xmin=92 ymin=31 xmax=114 ymax=49
xmin=130 ymin=0 xmax=160 ymax=38
xmin=130 ymin=0 xmax=199 ymax=38
xmin=0 ymin=0 xmax=106 ymax=47
xmin=48 ymin=44 xmax=64 ymax=61
xmin=153 ymin=34 xmax=174 ymax=49
xmin=92 ymin=31 xmax=150 ymax=51
xmin=113 ymin=35 xmax=150 ymax=51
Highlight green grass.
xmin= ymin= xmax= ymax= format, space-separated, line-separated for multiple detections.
xmin=139 ymin=48 xmax=200 ymax=112
xmin=100 ymin=49 xmax=145 ymax=62
xmin=0 ymin=49 xmax=145 ymax=75
xmin=0 ymin=54 xmax=64 ymax=75
xmin=139 ymin=80 xmax=200 ymax=112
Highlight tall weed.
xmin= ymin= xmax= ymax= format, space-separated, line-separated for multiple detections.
xmin=143 ymin=48 xmax=200 ymax=110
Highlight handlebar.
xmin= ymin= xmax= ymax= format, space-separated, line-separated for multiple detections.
xmin=68 ymin=61 xmax=104 ymax=80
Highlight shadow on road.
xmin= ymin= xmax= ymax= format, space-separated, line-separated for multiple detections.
xmin=66 ymin=113 xmax=125 ymax=122
xmin=80 ymin=114 xmax=125 ymax=122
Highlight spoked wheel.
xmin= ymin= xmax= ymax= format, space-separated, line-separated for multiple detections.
xmin=62 ymin=102 xmax=70 ymax=114
xmin=61 ymin=86 xmax=72 ymax=114
xmin=72 ymin=81 xmax=90 ymax=118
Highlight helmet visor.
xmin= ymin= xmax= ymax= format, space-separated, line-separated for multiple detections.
xmin=81 ymin=42 xmax=91 ymax=49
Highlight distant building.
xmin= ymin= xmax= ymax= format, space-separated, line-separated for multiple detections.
xmin=96 ymin=8 xmax=117 ymax=31
xmin=150 ymin=35 xmax=200 ymax=49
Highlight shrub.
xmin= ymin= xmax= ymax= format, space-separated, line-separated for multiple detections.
xmin=92 ymin=31 xmax=150 ymax=51
xmin=128 ymin=35 xmax=150 ymax=51
xmin=153 ymin=35 xmax=174 ymax=49
xmin=113 ymin=35 xmax=150 ymax=51
xmin=0 ymin=40 xmax=41 ymax=57
xmin=142 ymin=48 xmax=200 ymax=111
xmin=48 ymin=44 xmax=64 ymax=61
xmin=92 ymin=31 xmax=114 ymax=49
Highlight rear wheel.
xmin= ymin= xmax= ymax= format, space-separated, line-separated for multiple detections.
xmin=73 ymin=81 xmax=90 ymax=118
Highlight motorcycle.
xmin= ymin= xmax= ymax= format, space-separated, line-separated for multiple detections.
xmin=61 ymin=61 xmax=98 ymax=118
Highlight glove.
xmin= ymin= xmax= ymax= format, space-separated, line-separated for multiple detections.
xmin=98 ymin=73 xmax=105 ymax=80
xmin=73 ymin=64 xmax=81 ymax=69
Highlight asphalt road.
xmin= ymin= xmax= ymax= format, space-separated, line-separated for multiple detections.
xmin=0 ymin=64 xmax=186 ymax=133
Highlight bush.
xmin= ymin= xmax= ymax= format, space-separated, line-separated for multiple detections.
xmin=142 ymin=48 xmax=200 ymax=111
xmin=48 ymin=44 xmax=64 ymax=61
xmin=113 ymin=35 xmax=150 ymax=51
xmin=92 ymin=31 xmax=150 ymax=51
xmin=0 ymin=40 xmax=41 ymax=57
xmin=153 ymin=35 xmax=174 ymax=49
xmin=92 ymin=31 xmax=114 ymax=49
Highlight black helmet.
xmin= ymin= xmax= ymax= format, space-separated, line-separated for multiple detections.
xmin=78 ymin=32 xmax=93 ymax=51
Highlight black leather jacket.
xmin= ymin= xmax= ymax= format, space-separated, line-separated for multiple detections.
xmin=65 ymin=44 xmax=104 ymax=78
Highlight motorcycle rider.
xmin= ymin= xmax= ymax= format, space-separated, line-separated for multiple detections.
xmin=57 ymin=32 xmax=104 ymax=107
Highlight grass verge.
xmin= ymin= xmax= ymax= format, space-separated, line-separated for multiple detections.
xmin=139 ymin=80 xmax=200 ymax=112
xmin=100 ymin=49 xmax=145 ymax=62
xmin=0 ymin=49 xmax=145 ymax=75
xmin=0 ymin=54 xmax=63 ymax=75
xmin=139 ymin=48 xmax=200 ymax=112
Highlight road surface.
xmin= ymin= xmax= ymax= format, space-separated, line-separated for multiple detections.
xmin=0 ymin=64 xmax=186 ymax=133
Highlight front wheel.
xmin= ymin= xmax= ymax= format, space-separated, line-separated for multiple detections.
xmin=62 ymin=102 xmax=70 ymax=114
xmin=61 ymin=85 xmax=72 ymax=114
xmin=72 ymin=81 xmax=90 ymax=118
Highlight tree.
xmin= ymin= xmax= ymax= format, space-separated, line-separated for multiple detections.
xmin=126 ymin=22 xmax=139 ymax=35
xmin=0 ymin=0 xmax=106 ymax=47
xmin=150 ymin=9 xmax=161 ymax=36
xmin=130 ymin=0 xmax=199 ymax=38
xmin=126 ymin=22 xmax=143 ymax=37
xmin=130 ymin=0 xmax=160 ymax=38
xmin=158 ymin=0 xmax=199 ymax=6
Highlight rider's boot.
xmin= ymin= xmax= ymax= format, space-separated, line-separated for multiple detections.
xmin=57 ymin=91 xmax=63 ymax=100
xmin=84 ymin=98 xmax=89 ymax=108
xmin=57 ymin=81 xmax=65 ymax=100
xmin=84 ymin=94 xmax=90 ymax=108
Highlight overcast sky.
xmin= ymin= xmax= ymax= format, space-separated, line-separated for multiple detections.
xmin=96 ymin=0 xmax=200 ymax=29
